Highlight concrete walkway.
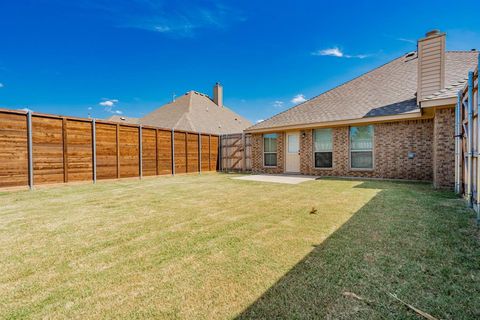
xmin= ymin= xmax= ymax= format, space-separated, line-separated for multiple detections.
xmin=232 ymin=174 xmax=317 ymax=185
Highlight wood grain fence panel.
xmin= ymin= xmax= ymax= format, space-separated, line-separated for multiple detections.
xmin=142 ymin=128 xmax=157 ymax=176
xmin=0 ymin=108 xmax=220 ymax=189
xmin=96 ymin=123 xmax=117 ymax=180
xmin=201 ymin=135 xmax=210 ymax=171
xmin=174 ymin=132 xmax=187 ymax=174
xmin=119 ymin=125 xmax=139 ymax=178
xmin=157 ymin=130 xmax=172 ymax=175
xmin=219 ymin=133 xmax=251 ymax=172
xmin=66 ymin=119 xmax=92 ymax=181
xmin=32 ymin=116 xmax=64 ymax=184
xmin=187 ymin=133 xmax=199 ymax=172
xmin=209 ymin=135 xmax=219 ymax=171
xmin=0 ymin=112 xmax=28 ymax=187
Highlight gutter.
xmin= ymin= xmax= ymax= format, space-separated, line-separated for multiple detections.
xmin=420 ymin=97 xmax=457 ymax=108
xmin=244 ymin=111 xmax=425 ymax=133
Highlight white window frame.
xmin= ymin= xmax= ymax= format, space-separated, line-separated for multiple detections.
xmin=313 ymin=128 xmax=333 ymax=169
xmin=263 ymin=133 xmax=278 ymax=167
xmin=349 ymin=125 xmax=374 ymax=170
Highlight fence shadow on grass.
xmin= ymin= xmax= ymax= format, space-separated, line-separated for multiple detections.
xmin=235 ymin=180 xmax=478 ymax=319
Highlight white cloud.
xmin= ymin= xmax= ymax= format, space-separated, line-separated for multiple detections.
xmin=99 ymin=99 xmax=118 ymax=107
xmin=396 ymin=37 xmax=415 ymax=44
xmin=291 ymin=94 xmax=307 ymax=104
xmin=99 ymin=101 xmax=114 ymax=107
xmin=99 ymin=99 xmax=122 ymax=114
xmin=256 ymin=119 xmax=264 ymax=123
xmin=113 ymin=3 xmax=245 ymax=38
xmin=154 ymin=25 xmax=172 ymax=33
xmin=273 ymin=100 xmax=284 ymax=108
xmin=0 ymin=83 xmax=4 ymax=88
xmin=313 ymin=47 xmax=344 ymax=57
xmin=88 ymin=107 xmax=93 ymax=110
xmin=312 ymin=47 xmax=370 ymax=59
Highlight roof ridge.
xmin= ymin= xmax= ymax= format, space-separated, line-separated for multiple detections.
xmin=248 ymin=52 xmax=409 ymax=130
xmin=168 ymin=94 xmax=191 ymax=128
xmin=183 ymin=113 xmax=196 ymax=132
xmin=187 ymin=91 xmax=194 ymax=112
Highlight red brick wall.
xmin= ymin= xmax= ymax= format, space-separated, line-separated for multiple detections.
xmin=251 ymin=119 xmax=435 ymax=181
xmin=433 ymin=108 xmax=455 ymax=188
xmin=251 ymin=133 xmax=285 ymax=174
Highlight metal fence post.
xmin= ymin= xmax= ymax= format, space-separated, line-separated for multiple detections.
xmin=139 ymin=125 xmax=143 ymax=179
xmin=27 ymin=111 xmax=34 ymax=190
xmin=477 ymin=53 xmax=480 ymax=223
xmin=171 ymin=129 xmax=175 ymax=176
xmin=92 ymin=119 xmax=97 ymax=183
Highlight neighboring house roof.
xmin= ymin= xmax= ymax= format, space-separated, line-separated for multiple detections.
xmin=141 ymin=91 xmax=252 ymax=134
xmin=247 ymin=51 xmax=478 ymax=132
xmin=105 ymin=115 xmax=140 ymax=124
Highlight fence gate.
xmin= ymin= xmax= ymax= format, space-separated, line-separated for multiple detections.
xmin=456 ymin=54 xmax=479 ymax=223
xmin=220 ymin=133 xmax=252 ymax=172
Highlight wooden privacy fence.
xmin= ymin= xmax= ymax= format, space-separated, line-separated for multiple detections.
xmin=0 ymin=108 xmax=219 ymax=189
xmin=219 ymin=133 xmax=252 ymax=172
xmin=455 ymin=53 xmax=479 ymax=222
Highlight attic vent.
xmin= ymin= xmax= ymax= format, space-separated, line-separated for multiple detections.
xmin=405 ymin=52 xmax=415 ymax=58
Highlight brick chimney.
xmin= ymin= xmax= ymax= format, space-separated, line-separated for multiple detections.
xmin=417 ymin=30 xmax=446 ymax=103
xmin=213 ymin=82 xmax=223 ymax=107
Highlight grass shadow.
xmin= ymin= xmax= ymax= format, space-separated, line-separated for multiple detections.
xmin=235 ymin=180 xmax=479 ymax=319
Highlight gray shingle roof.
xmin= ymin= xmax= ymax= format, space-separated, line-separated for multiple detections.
xmin=423 ymin=79 xmax=468 ymax=101
xmin=248 ymin=51 xmax=478 ymax=131
xmin=140 ymin=91 xmax=252 ymax=134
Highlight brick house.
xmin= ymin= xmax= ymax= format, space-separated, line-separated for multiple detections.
xmin=245 ymin=30 xmax=479 ymax=188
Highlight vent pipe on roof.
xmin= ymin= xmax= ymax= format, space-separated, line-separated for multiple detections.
xmin=417 ymin=30 xmax=446 ymax=104
xmin=213 ymin=82 xmax=223 ymax=107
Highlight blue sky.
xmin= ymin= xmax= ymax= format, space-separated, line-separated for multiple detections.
xmin=0 ymin=0 xmax=479 ymax=123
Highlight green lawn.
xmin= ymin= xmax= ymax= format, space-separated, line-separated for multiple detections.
xmin=0 ymin=174 xmax=478 ymax=319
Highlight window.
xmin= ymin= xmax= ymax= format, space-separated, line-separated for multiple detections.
xmin=263 ymin=133 xmax=278 ymax=166
xmin=287 ymin=134 xmax=299 ymax=153
xmin=350 ymin=125 xmax=374 ymax=169
xmin=314 ymin=129 xmax=333 ymax=168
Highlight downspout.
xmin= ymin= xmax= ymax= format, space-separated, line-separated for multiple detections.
xmin=467 ymin=71 xmax=474 ymax=207
xmin=455 ymin=92 xmax=461 ymax=194
xmin=477 ymin=54 xmax=480 ymax=223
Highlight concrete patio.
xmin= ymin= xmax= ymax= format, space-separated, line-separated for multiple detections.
xmin=232 ymin=174 xmax=317 ymax=185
